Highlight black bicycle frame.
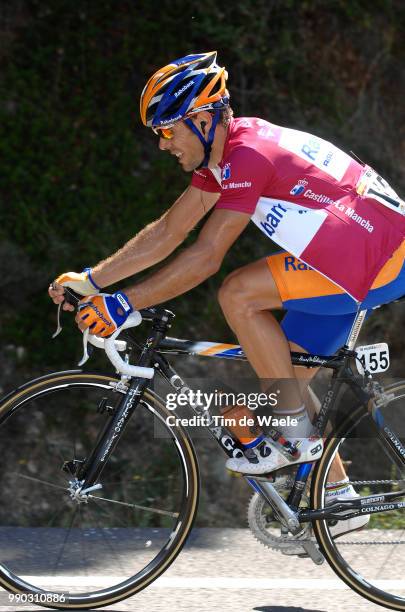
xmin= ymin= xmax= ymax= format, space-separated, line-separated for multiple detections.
xmin=75 ymin=306 xmax=342 ymax=489
xmin=76 ymin=305 xmax=405 ymax=521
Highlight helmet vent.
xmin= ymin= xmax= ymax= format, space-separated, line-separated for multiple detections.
xmin=209 ymin=76 xmax=222 ymax=96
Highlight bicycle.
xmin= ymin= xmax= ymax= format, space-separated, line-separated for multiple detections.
xmin=0 ymin=290 xmax=404 ymax=610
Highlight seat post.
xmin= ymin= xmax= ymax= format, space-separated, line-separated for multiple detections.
xmin=344 ymin=308 xmax=368 ymax=350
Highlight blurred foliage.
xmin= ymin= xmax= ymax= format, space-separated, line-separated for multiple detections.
xmin=0 ymin=0 xmax=404 ymax=374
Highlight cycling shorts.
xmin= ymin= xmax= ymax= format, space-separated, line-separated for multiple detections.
xmin=267 ymin=241 xmax=405 ymax=355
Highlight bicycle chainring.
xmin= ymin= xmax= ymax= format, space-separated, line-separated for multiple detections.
xmin=247 ymin=476 xmax=313 ymax=555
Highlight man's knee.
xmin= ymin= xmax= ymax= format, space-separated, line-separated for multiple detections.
xmin=218 ymin=262 xmax=281 ymax=316
xmin=218 ymin=269 xmax=247 ymax=314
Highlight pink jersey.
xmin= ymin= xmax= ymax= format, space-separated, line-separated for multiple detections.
xmin=191 ymin=117 xmax=405 ymax=302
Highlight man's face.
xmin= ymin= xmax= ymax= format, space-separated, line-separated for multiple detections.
xmin=156 ymin=119 xmax=205 ymax=172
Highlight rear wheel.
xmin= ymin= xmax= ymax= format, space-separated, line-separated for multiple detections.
xmin=0 ymin=371 xmax=199 ymax=609
xmin=312 ymin=381 xmax=405 ymax=610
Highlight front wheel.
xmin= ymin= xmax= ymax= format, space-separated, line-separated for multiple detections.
xmin=0 ymin=371 xmax=199 ymax=609
xmin=311 ymin=380 xmax=405 ymax=610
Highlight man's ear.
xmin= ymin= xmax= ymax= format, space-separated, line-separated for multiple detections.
xmin=192 ymin=111 xmax=212 ymax=135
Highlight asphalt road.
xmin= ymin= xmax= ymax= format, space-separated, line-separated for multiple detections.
xmin=0 ymin=528 xmax=402 ymax=612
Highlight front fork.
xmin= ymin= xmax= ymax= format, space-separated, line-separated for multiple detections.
xmin=75 ymin=376 xmax=150 ymax=489
xmin=74 ymin=309 xmax=175 ymax=492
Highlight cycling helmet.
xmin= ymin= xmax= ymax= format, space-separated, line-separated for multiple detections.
xmin=140 ymin=51 xmax=229 ymax=167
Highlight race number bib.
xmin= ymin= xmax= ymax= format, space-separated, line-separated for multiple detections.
xmin=356 ymin=168 xmax=405 ymax=215
xmin=355 ymin=343 xmax=390 ymax=375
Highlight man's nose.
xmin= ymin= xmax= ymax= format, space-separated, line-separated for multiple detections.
xmin=159 ymin=137 xmax=171 ymax=151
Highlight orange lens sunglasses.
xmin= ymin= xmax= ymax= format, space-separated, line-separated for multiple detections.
xmin=152 ymin=126 xmax=175 ymax=140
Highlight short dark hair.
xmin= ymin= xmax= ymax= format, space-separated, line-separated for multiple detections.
xmin=220 ymin=106 xmax=233 ymax=127
xmin=209 ymin=106 xmax=233 ymax=128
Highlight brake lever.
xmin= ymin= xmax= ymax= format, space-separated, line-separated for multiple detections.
xmin=78 ymin=328 xmax=91 ymax=366
xmin=52 ymin=303 xmax=63 ymax=338
xmin=53 ymin=307 xmax=93 ymax=366
xmin=51 ymin=285 xmax=83 ymax=339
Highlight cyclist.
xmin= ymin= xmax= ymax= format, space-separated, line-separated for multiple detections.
xmin=49 ymin=52 xmax=405 ymax=488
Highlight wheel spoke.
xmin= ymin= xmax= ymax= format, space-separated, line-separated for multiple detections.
xmin=9 ymin=472 xmax=67 ymax=491
xmin=52 ymin=506 xmax=79 ymax=574
xmin=87 ymin=501 xmax=127 ymax=574
xmin=90 ymin=494 xmax=179 ymax=518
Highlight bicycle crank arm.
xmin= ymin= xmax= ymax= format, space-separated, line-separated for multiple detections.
xmin=246 ymin=476 xmax=301 ymax=534
xmin=300 ymin=540 xmax=324 ymax=565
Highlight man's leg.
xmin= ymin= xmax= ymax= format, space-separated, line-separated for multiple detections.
xmin=218 ymin=257 xmax=341 ymax=477
xmin=218 ymin=258 xmax=305 ymax=411
xmin=290 ymin=341 xmax=347 ymax=483
xmin=218 ymin=257 xmax=320 ymax=477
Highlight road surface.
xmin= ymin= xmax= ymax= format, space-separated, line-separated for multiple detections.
xmin=1 ymin=528 xmax=400 ymax=611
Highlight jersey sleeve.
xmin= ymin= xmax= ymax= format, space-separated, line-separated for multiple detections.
xmin=190 ymin=168 xmax=221 ymax=193
xmin=216 ymin=147 xmax=274 ymax=215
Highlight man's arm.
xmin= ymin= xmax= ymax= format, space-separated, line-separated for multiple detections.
xmin=91 ymin=185 xmax=220 ymax=287
xmin=122 ymin=208 xmax=251 ymax=310
xmin=49 ymin=185 xmax=220 ymax=309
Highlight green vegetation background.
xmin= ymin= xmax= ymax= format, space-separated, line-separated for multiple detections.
xmin=1 ymin=0 xmax=404 ymax=381
xmin=1 ymin=0 xmax=405 ymax=528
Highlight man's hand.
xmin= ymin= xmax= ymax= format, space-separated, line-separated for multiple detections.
xmin=49 ymin=269 xmax=100 ymax=312
xmin=75 ymin=292 xmax=133 ymax=337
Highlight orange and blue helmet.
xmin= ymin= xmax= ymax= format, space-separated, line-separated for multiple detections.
xmin=140 ymin=52 xmax=229 ymax=168
xmin=140 ymin=51 xmax=229 ymax=128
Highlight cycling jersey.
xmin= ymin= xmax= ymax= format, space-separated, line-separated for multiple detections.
xmin=191 ymin=117 xmax=405 ymax=302
xmin=269 ymin=241 xmax=405 ymax=355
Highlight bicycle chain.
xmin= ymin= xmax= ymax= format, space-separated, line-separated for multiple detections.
xmin=338 ymin=539 xmax=405 ymax=545
xmin=327 ymin=479 xmax=405 ymax=487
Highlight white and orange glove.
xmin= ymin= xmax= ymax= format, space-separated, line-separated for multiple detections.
xmin=77 ymin=292 xmax=133 ymax=337
xmin=55 ymin=268 xmax=101 ymax=296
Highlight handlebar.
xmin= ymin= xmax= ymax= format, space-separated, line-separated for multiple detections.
xmin=103 ymin=312 xmax=154 ymax=379
xmin=53 ymin=286 xmax=155 ymax=380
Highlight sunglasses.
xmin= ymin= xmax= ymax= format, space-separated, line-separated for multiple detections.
xmin=152 ymin=126 xmax=175 ymax=140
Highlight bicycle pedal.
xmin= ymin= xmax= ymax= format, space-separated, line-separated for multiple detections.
xmin=281 ymin=547 xmax=309 ymax=558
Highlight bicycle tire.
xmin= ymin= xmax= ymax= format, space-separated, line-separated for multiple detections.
xmin=0 ymin=370 xmax=199 ymax=609
xmin=311 ymin=380 xmax=405 ymax=610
